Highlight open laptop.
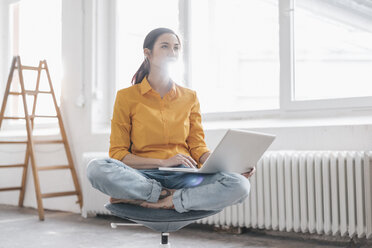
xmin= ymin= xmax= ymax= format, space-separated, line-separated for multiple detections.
xmin=158 ymin=129 xmax=276 ymax=174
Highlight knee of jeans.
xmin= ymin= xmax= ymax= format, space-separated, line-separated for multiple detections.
xmin=86 ymin=158 xmax=105 ymax=184
xmin=229 ymin=173 xmax=251 ymax=198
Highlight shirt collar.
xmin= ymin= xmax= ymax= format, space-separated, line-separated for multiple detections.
xmin=139 ymin=76 xmax=177 ymax=98
xmin=140 ymin=76 xmax=153 ymax=95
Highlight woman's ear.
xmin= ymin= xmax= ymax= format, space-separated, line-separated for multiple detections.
xmin=144 ymin=48 xmax=151 ymax=59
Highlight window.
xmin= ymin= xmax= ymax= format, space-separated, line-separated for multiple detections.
xmin=190 ymin=0 xmax=280 ymax=113
xmin=116 ymin=0 xmax=182 ymax=90
xmin=95 ymin=0 xmax=372 ymax=127
xmin=294 ymin=0 xmax=372 ymax=101
xmin=115 ymin=0 xmax=279 ymax=114
xmin=2 ymin=0 xmax=61 ymax=125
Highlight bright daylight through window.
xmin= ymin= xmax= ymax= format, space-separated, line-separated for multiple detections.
xmin=7 ymin=0 xmax=61 ymax=124
xmin=116 ymin=0 xmax=279 ymax=114
xmin=190 ymin=0 xmax=279 ymax=113
xmin=113 ymin=0 xmax=372 ymax=119
xmin=294 ymin=0 xmax=372 ymax=101
xmin=116 ymin=0 xmax=182 ymax=91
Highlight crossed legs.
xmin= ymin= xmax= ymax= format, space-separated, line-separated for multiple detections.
xmin=87 ymin=158 xmax=251 ymax=213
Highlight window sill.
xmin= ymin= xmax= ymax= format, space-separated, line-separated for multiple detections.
xmin=0 ymin=121 xmax=60 ymax=138
xmin=203 ymin=110 xmax=372 ymax=130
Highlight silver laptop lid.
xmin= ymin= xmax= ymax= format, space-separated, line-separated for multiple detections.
xmin=199 ymin=129 xmax=276 ymax=174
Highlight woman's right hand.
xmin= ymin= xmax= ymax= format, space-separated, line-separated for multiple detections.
xmin=161 ymin=154 xmax=198 ymax=169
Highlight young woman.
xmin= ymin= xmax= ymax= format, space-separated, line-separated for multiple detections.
xmin=87 ymin=28 xmax=255 ymax=212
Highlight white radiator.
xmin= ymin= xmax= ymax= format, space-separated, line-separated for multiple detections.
xmin=197 ymin=151 xmax=372 ymax=239
xmin=80 ymin=152 xmax=111 ymax=217
xmin=80 ymin=151 xmax=372 ymax=238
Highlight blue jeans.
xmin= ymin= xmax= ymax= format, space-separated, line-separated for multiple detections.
xmin=87 ymin=158 xmax=250 ymax=213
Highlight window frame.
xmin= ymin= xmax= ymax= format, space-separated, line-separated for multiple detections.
xmin=91 ymin=0 xmax=372 ymax=127
xmin=92 ymin=0 xmax=192 ymax=131
xmin=204 ymin=0 xmax=372 ymax=120
xmin=280 ymin=0 xmax=372 ymax=112
xmin=1 ymin=0 xmax=64 ymax=129
xmin=0 ymin=0 xmax=19 ymax=110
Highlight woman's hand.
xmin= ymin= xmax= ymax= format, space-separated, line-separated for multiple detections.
xmin=241 ymin=167 xmax=256 ymax=179
xmin=199 ymin=151 xmax=211 ymax=164
xmin=162 ymin=154 xmax=198 ymax=168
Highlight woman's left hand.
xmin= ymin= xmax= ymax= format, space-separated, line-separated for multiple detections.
xmin=241 ymin=167 xmax=256 ymax=179
xmin=199 ymin=151 xmax=211 ymax=164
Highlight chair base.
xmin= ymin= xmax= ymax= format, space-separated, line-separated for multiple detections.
xmin=105 ymin=203 xmax=221 ymax=232
xmin=159 ymin=232 xmax=170 ymax=247
xmin=105 ymin=202 xmax=222 ymax=246
xmin=132 ymin=219 xmax=195 ymax=232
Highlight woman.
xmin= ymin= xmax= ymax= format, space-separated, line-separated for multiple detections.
xmin=87 ymin=28 xmax=255 ymax=212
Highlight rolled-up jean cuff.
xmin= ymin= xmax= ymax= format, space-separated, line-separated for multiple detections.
xmin=147 ymin=179 xmax=162 ymax=203
xmin=172 ymin=189 xmax=187 ymax=213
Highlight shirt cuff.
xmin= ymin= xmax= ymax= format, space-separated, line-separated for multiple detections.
xmin=191 ymin=147 xmax=210 ymax=168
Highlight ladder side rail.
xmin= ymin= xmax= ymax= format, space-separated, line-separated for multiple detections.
xmin=19 ymin=61 xmax=43 ymax=207
xmin=18 ymin=143 xmax=30 ymax=207
xmin=17 ymin=56 xmax=45 ymax=220
xmin=0 ymin=56 xmax=28 ymax=206
xmin=30 ymin=61 xmax=43 ymax=129
xmin=0 ymin=57 xmax=17 ymax=128
xmin=43 ymin=60 xmax=83 ymax=208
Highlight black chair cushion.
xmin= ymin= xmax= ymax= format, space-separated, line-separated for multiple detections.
xmin=105 ymin=203 xmax=220 ymax=222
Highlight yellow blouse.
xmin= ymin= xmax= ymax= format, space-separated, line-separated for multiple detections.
xmin=109 ymin=77 xmax=210 ymax=168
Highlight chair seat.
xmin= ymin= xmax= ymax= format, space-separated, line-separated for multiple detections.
xmin=105 ymin=203 xmax=221 ymax=232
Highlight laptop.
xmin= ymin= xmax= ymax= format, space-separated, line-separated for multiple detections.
xmin=158 ymin=129 xmax=276 ymax=174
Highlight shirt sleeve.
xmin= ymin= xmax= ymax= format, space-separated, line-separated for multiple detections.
xmin=186 ymin=91 xmax=210 ymax=168
xmin=109 ymin=91 xmax=132 ymax=161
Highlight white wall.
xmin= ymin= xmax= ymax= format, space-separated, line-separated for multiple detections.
xmin=1 ymin=0 xmax=372 ymax=214
xmin=0 ymin=0 xmax=109 ymax=213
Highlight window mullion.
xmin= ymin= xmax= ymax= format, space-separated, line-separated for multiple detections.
xmin=279 ymin=0 xmax=294 ymax=111
xmin=178 ymin=0 xmax=191 ymax=88
xmin=91 ymin=0 xmax=115 ymax=130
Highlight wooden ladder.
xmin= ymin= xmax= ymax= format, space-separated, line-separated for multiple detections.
xmin=0 ymin=56 xmax=83 ymax=220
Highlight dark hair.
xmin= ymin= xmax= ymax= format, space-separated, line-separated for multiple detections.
xmin=131 ymin=27 xmax=181 ymax=85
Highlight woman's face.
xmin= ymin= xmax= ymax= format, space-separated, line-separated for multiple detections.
xmin=145 ymin=33 xmax=180 ymax=71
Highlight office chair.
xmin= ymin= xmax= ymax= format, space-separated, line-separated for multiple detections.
xmin=105 ymin=203 xmax=221 ymax=247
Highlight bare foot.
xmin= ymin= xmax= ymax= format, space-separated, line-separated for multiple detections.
xmin=109 ymin=188 xmax=176 ymax=209
xmin=141 ymin=195 xmax=174 ymax=209
xmin=141 ymin=188 xmax=176 ymax=210
xmin=109 ymin=197 xmax=144 ymax=205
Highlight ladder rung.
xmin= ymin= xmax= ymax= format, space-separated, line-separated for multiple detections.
xmin=0 ymin=187 xmax=22 ymax=192
xmin=34 ymin=140 xmax=64 ymax=144
xmin=0 ymin=140 xmax=63 ymax=145
xmin=21 ymin=65 xmax=40 ymax=71
xmin=2 ymin=116 xmax=25 ymax=119
xmin=9 ymin=90 xmax=52 ymax=95
xmin=2 ymin=115 xmax=58 ymax=119
xmin=0 ymin=141 xmax=28 ymax=144
xmin=37 ymin=165 xmax=70 ymax=171
xmin=31 ymin=115 xmax=58 ymax=118
xmin=25 ymin=90 xmax=52 ymax=95
xmin=0 ymin=164 xmax=25 ymax=168
xmin=41 ymin=191 xmax=78 ymax=198
xmin=8 ymin=92 xmax=22 ymax=95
